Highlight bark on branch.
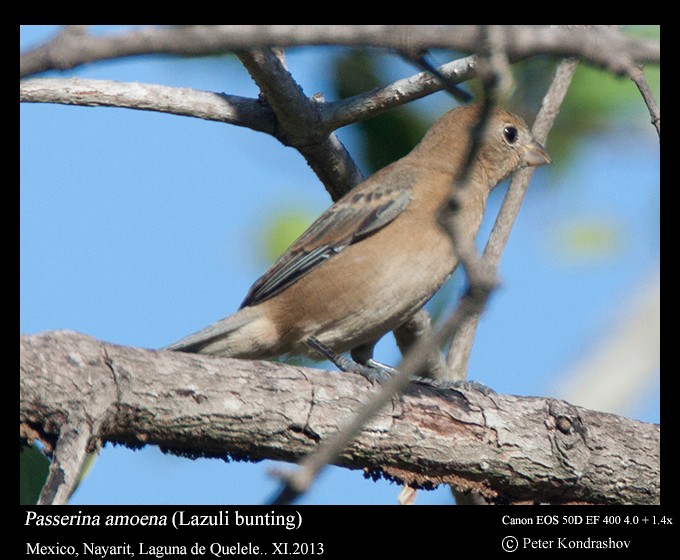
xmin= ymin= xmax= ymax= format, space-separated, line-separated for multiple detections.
xmin=20 ymin=25 xmax=658 ymax=79
xmin=20 ymin=331 xmax=660 ymax=505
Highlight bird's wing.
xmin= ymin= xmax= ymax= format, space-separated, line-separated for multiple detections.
xmin=240 ymin=177 xmax=413 ymax=308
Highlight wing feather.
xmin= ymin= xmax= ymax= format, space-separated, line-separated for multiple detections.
xmin=240 ymin=179 xmax=412 ymax=308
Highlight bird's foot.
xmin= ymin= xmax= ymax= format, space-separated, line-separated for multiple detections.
xmin=305 ymin=337 xmax=395 ymax=384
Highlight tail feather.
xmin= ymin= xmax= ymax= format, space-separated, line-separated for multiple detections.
xmin=164 ymin=306 xmax=269 ymax=357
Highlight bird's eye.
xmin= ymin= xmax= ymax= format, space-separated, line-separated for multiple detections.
xmin=503 ymin=126 xmax=518 ymax=144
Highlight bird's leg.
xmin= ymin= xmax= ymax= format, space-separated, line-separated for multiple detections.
xmin=350 ymin=341 xmax=400 ymax=377
xmin=352 ymin=336 xmax=493 ymax=394
xmin=305 ymin=337 xmax=394 ymax=383
xmin=305 ymin=337 xmax=494 ymax=396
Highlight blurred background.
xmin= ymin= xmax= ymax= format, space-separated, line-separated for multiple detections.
xmin=20 ymin=26 xmax=660 ymax=504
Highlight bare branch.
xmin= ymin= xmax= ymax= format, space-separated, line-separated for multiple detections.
xmin=20 ymin=25 xmax=659 ymax=79
xmin=393 ymin=311 xmax=448 ymax=380
xmin=447 ymin=59 xmax=579 ymax=379
xmin=20 ymin=331 xmax=660 ymax=505
xmin=20 ymin=57 xmax=477 ymax=137
xmin=19 ymin=78 xmax=276 ymax=134
xmin=323 ymin=55 xmax=477 ymax=130
xmin=236 ymin=47 xmax=363 ymax=200
xmin=37 ymin=421 xmax=92 ymax=505
xmin=399 ymin=50 xmax=473 ymax=103
xmin=236 ymin=48 xmax=319 ymax=143
xmin=628 ymin=65 xmax=660 ymax=138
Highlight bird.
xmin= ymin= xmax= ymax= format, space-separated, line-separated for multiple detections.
xmin=165 ymin=104 xmax=551 ymax=379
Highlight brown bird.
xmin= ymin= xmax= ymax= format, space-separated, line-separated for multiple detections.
xmin=166 ymin=104 xmax=550 ymax=378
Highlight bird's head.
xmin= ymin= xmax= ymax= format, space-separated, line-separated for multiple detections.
xmin=411 ymin=104 xmax=551 ymax=186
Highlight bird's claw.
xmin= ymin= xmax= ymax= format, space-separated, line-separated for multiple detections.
xmin=305 ymin=337 xmax=396 ymax=384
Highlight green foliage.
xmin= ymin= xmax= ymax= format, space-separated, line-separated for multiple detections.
xmin=554 ymin=219 xmax=622 ymax=262
xmin=20 ymin=445 xmax=98 ymax=504
xmin=20 ymin=445 xmax=49 ymax=505
xmin=259 ymin=208 xmax=314 ymax=263
xmin=559 ymin=61 xmax=659 ymax=132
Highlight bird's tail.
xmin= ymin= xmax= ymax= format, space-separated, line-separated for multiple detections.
xmin=164 ymin=305 xmax=277 ymax=358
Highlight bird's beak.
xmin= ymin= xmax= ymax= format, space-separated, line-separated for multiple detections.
xmin=521 ymin=140 xmax=552 ymax=167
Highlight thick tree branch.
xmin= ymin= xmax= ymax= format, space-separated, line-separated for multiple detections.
xmin=20 ymin=331 xmax=659 ymax=505
xmin=20 ymin=25 xmax=658 ymax=79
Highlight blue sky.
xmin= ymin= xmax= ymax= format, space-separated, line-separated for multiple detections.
xmin=20 ymin=26 xmax=659 ymax=504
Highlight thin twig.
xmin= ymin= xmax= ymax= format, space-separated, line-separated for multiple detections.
xmin=400 ymin=50 xmax=473 ymax=103
xmin=447 ymin=59 xmax=579 ymax=378
xmin=393 ymin=311 xmax=447 ymax=380
xmin=437 ymin=25 xmax=509 ymax=304
xmin=37 ymin=422 xmax=92 ymax=505
xmin=323 ymin=55 xmax=478 ymax=130
xmin=628 ymin=65 xmax=660 ymax=138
